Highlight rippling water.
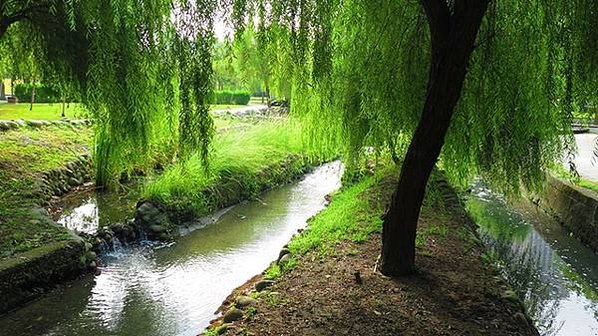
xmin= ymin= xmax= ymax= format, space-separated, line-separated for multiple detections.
xmin=0 ymin=162 xmax=343 ymax=336
xmin=467 ymin=183 xmax=598 ymax=336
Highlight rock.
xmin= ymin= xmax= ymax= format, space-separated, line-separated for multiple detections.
xmin=0 ymin=121 xmax=10 ymax=131
xmin=149 ymin=224 xmax=167 ymax=233
xmin=277 ymin=248 xmax=291 ymax=262
xmin=278 ymin=254 xmax=291 ymax=265
xmin=86 ymin=251 xmax=97 ymax=260
xmin=26 ymin=120 xmax=45 ymax=128
xmin=215 ymin=323 xmax=232 ymax=334
xmin=255 ymin=280 xmax=274 ymax=292
xmin=14 ymin=119 xmax=25 ymax=127
xmin=235 ymin=296 xmax=257 ymax=308
xmin=68 ymin=177 xmax=81 ymax=186
xmin=223 ymin=307 xmax=244 ymax=323
xmin=5 ymin=121 xmax=18 ymax=129
xmin=135 ymin=201 xmax=172 ymax=239
xmin=88 ymin=261 xmax=97 ymax=268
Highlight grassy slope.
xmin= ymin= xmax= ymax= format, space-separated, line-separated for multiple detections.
xmin=144 ymin=120 xmax=333 ymax=218
xmin=0 ymin=126 xmax=92 ymax=258
xmin=263 ymin=166 xmax=449 ymax=279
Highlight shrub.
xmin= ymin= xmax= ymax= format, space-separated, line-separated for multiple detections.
xmin=210 ymin=90 xmax=251 ymax=105
xmin=14 ymin=83 xmax=62 ymax=103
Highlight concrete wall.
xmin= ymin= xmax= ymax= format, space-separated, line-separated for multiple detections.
xmin=535 ymin=176 xmax=598 ymax=252
xmin=0 ymin=239 xmax=86 ymax=313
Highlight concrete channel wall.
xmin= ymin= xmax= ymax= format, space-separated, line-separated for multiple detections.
xmin=534 ymin=176 xmax=598 ymax=252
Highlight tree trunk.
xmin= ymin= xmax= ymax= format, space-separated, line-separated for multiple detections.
xmin=61 ymin=95 xmax=66 ymax=118
xmin=0 ymin=82 xmax=5 ymax=100
xmin=30 ymin=83 xmax=36 ymax=110
xmin=380 ymin=0 xmax=489 ymax=276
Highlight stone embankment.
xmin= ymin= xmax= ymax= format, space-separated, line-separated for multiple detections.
xmin=0 ymin=155 xmax=96 ymax=314
xmin=0 ymin=118 xmax=91 ymax=132
xmin=134 ymin=154 xmax=313 ymax=241
xmin=531 ymin=175 xmax=598 ymax=252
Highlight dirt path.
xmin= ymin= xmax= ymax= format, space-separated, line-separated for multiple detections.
xmin=206 ymin=174 xmax=538 ymax=336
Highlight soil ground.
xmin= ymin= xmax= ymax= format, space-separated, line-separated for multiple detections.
xmin=208 ymin=173 xmax=538 ymax=336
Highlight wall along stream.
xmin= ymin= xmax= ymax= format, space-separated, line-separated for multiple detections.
xmin=0 ymin=162 xmax=343 ymax=336
xmin=467 ymin=183 xmax=598 ymax=335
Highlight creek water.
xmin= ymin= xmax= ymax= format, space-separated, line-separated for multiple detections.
xmin=0 ymin=162 xmax=343 ymax=336
xmin=467 ymin=183 xmax=598 ymax=336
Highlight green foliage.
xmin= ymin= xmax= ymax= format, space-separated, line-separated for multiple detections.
xmin=0 ymin=0 xmax=218 ymax=187
xmin=264 ymin=264 xmax=282 ymax=280
xmin=551 ymin=165 xmax=598 ymax=193
xmin=228 ymin=0 xmax=598 ymax=194
xmin=212 ymin=19 xmax=275 ymax=98
xmin=13 ymin=83 xmax=64 ymax=103
xmin=211 ymin=90 xmax=251 ymax=105
xmin=143 ymin=120 xmax=335 ymax=217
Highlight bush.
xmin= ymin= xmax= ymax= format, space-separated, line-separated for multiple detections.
xmin=210 ymin=90 xmax=251 ymax=105
xmin=14 ymin=83 xmax=62 ymax=103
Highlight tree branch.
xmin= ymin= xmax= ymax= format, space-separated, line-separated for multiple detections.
xmin=0 ymin=3 xmax=50 ymax=39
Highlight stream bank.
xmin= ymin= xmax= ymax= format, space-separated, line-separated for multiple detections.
xmin=0 ymin=162 xmax=343 ymax=336
xmin=204 ymin=170 xmax=539 ymax=336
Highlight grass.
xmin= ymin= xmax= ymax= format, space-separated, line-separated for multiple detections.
xmin=257 ymin=164 xmax=452 ymax=281
xmin=288 ymin=169 xmax=387 ymax=256
xmin=0 ymin=103 xmax=88 ymax=120
xmin=143 ymin=119 xmax=334 ymax=218
xmin=0 ymin=126 xmax=93 ymax=258
xmin=551 ymin=165 xmax=598 ymax=193
xmin=0 ymin=103 xmax=258 ymax=121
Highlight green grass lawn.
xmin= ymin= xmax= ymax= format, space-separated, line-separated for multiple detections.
xmin=0 ymin=103 xmax=256 ymax=121
xmin=0 ymin=103 xmax=88 ymax=120
xmin=0 ymin=126 xmax=93 ymax=258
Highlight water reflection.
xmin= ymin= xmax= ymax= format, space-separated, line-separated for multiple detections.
xmin=467 ymin=184 xmax=598 ymax=335
xmin=55 ymin=187 xmax=141 ymax=234
xmin=0 ymin=162 xmax=343 ymax=336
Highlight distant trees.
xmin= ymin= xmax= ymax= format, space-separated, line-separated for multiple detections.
xmin=212 ymin=24 xmax=272 ymax=102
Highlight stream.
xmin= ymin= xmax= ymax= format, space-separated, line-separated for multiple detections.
xmin=0 ymin=162 xmax=343 ymax=336
xmin=467 ymin=183 xmax=598 ymax=336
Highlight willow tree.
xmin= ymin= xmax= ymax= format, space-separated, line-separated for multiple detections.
xmin=0 ymin=0 xmax=216 ymax=186
xmin=230 ymin=0 xmax=598 ymax=275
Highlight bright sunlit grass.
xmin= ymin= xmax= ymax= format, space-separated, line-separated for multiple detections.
xmin=143 ymin=119 xmax=335 ymax=216
xmin=0 ymin=103 xmax=87 ymax=120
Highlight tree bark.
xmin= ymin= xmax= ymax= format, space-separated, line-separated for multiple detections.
xmin=30 ymin=83 xmax=35 ymax=110
xmin=0 ymin=82 xmax=5 ymax=100
xmin=380 ymin=0 xmax=490 ymax=276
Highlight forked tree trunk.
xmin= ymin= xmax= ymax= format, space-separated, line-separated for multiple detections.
xmin=380 ymin=0 xmax=490 ymax=276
